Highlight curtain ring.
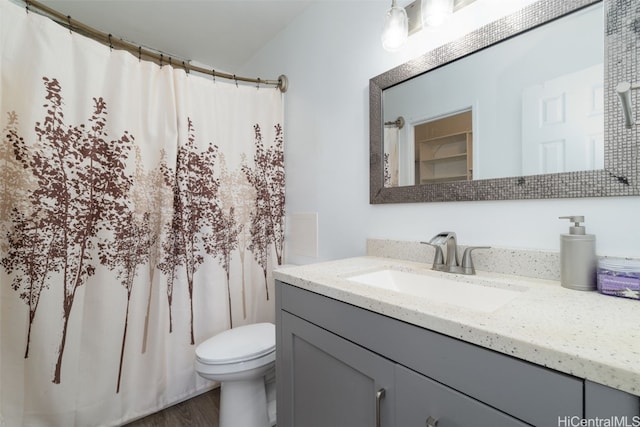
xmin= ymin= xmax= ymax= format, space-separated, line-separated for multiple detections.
xmin=25 ymin=0 xmax=30 ymax=13
xmin=108 ymin=34 xmax=113 ymax=51
xmin=233 ymin=75 xmax=238 ymax=88
xmin=160 ymin=54 xmax=163 ymax=68
xmin=169 ymin=57 xmax=173 ymax=67
xmin=138 ymin=46 xmax=142 ymax=62
xmin=67 ymin=15 xmax=72 ymax=34
xmin=183 ymin=61 xmax=189 ymax=74
xmin=256 ymin=78 xmax=261 ymax=90
xmin=212 ymin=70 xmax=216 ymax=84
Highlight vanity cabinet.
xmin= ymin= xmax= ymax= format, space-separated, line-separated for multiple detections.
xmin=280 ymin=310 xmax=526 ymax=427
xmin=276 ymin=280 xmax=640 ymax=427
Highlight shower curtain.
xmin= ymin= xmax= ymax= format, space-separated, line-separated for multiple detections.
xmin=384 ymin=127 xmax=399 ymax=187
xmin=0 ymin=2 xmax=284 ymax=426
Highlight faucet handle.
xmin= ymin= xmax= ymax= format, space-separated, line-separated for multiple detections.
xmin=460 ymin=246 xmax=490 ymax=274
xmin=420 ymin=242 xmax=444 ymax=269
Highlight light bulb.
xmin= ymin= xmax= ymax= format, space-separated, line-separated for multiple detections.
xmin=382 ymin=1 xmax=408 ymax=52
xmin=422 ymin=0 xmax=453 ymax=28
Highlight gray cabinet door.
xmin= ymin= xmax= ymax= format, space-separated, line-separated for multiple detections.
xmin=279 ymin=311 xmax=396 ymax=427
xmin=396 ymin=365 xmax=529 ymax=427
xmin=585 ymin=380 xmax=640 ymax=419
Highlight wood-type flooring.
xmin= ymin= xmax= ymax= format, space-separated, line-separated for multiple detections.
xmin=122 ymin=388 xmax=220 ymax=427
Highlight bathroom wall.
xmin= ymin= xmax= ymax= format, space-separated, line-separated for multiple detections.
xmin=240 ymin=0 xmax=640 ymax=265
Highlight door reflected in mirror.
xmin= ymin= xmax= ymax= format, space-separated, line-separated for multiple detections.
xmin=382 ymin=2 xmax=603 ymax=188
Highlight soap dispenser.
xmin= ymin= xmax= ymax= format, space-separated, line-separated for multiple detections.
xmin=559 ymin=216 xmax=596 ymax=291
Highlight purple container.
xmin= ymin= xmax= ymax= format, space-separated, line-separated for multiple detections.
xmin=597 ymin=257 xmax=640 ymax=301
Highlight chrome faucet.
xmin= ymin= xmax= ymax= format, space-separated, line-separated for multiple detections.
xmin=421 ymin=232 xmax=489 ymax=275
xmin=428 ymin=232 xmax=458 ymax=269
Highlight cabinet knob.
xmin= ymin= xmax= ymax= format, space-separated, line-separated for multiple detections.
xmin=426 ymin=416 xmax=439 ymax=427
xmin=375 ymin=388 xmax=386 ymax=427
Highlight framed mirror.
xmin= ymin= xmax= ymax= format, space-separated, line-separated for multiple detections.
xmin=370 ymin=0 xmax=640 ymax=203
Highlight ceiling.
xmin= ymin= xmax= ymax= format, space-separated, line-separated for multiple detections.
xmin=39 ymin=0 xmax=313 ymax=72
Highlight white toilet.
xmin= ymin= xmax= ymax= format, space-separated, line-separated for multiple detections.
xmin=195 ymin=322 xmax=276 ymax=427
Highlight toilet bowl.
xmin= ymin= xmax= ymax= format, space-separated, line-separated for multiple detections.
xmin=195 ymin=322 xmax=276 ymax=427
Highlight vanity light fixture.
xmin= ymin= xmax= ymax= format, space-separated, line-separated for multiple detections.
xmin=382 ymin=0 xmax=409 ymax=52
xmin=406 ymin=0 xmax=472 ymax=36
xmin=422 ymin=0 xmax=454 ymax=27
xmin=616 ymin=81 xmax=640 ymax=128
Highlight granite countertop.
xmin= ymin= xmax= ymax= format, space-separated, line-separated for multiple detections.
xmin=273 ymin=256 xmax=640 ymax=397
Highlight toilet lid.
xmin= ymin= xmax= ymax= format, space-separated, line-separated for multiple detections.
xmin=196 ymin=322 xmax=275 ymax=364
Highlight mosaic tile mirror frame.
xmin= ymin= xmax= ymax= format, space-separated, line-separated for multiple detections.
xmin=370 ymin=0 xmax=640 ymax=203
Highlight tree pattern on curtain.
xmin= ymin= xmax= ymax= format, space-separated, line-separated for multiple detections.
xmin=383 ymin=153 xmax=392 ymax=187
xmin=1 ymin=111 xmax=46 ymax=359
xmin=160 ymin=118 xmax=223 ymax=346
xmin=2 ymin=77 xmax=135 ymax=384
xmin=1 ymin=76 xmax=285 ymax=391
xmin=242 ymin=124 xmax=285 ymax=301
xmin=219 ymin=153 xmax=256 ymax=321
xmin=131 ymin=147 xmax=173 ymax=354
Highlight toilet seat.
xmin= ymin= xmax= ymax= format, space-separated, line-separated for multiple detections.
xmin=194 ymin=322 xmax=276 ymax=427
xmin=196 ymin=322 xmax=275 ymax=365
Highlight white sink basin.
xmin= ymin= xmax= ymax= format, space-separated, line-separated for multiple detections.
xmin=347 ymin=269 xmax=524 ymax=313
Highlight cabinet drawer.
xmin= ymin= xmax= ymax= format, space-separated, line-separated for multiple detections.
xmin=396 ymin=365 xmax=528 ymax=427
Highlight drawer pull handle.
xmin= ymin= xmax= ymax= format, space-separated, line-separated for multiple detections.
xmin=426 ymin=416 xmax=439 ymax=427
xmin=375 ymin=388 xmax=386 ymax=427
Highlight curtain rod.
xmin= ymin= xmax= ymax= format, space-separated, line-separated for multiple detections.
xmin=384 ymin=117 xmax=405 ymax=129
xmin=23 ymin=0 xmax=289 ymax=92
